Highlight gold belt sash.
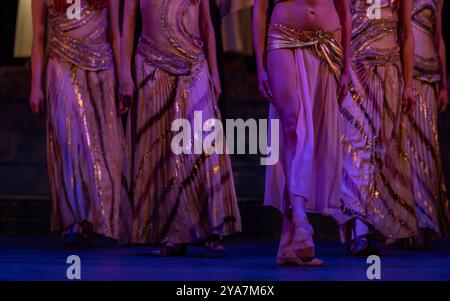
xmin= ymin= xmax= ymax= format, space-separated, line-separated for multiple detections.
xmin=267 ymin=23 xmax=344 ymax=80
xmin=413 ymin=54 xmax=441 ymax=83
xmin=137 ymin=35 xmax=205 ymax=75
xmin=49 ymin=31 xmax=113 ymax=71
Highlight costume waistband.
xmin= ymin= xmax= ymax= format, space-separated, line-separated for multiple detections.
xmin=266 ymin=23 xmax=344 ymax=80
xmin=352 ymin=46 xmax=401 ymax=66
xmin=49 ymin=32 xmax=113 ymax=71
xmin=137 ymin=35 xmax=205 ymax=75
xmin=414 ymin=54 xmax=441 ymax=83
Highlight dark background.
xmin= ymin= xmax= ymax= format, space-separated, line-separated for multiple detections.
xmin=0 ymin=1 xmax=26 ymax=66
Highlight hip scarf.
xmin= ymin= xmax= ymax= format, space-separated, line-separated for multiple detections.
xmin=266 ymin=23 xmax=344 ymax=81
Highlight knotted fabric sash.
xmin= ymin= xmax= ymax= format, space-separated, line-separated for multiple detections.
xmin=137 ymin=35 xmax=205 ymax=75
xmin=266 ymin=23 xmax=344 ymax=81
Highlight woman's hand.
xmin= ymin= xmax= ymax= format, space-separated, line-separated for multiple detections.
xmin=438 ymin=87 xmax=448 ymax=113
xmin=118 ymin=74 xmax=135 ymax=115
xmin=211 ymin=71 xmax=222 ymax=101
xmin=337 ymin=68 xmax=350 ymax=105
xmin=29 ymin=88 xmax=45 ymax=117
xmin=402 ymin=85 xmax=416 ymax=115
xmin=257 ymin=69 xmax=273 ymax=102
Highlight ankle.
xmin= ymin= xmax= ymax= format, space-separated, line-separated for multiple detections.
xmin=65 ymin=223 xmax=81 ymax=234
xmin=352 ymin=219 xmax=369 ymax=240
xmin=292 ymin=211 xmax=309 ymax=226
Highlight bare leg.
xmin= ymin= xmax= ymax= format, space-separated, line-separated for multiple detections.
xmin=267 ymin=49 xmax=319 ymax=264
xmin=267 ymin=49 xmax=300 ymax=205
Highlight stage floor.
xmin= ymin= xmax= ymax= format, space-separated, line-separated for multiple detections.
xmin=0 ymin=236 xmax=449 ymax=281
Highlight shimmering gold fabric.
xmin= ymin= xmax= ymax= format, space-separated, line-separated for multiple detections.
xmin=408 ymin=69 xmax=450 ymax=236
xmin=137 ymin=35 xmax=202 ymax=75
xmin=45 ymin=0 xmax=129 ymax=241
xmin=336 ymin=2 xmax=418 ymax=240
xmin=413 ymin=54 xmax=441 ymax=83
xmin=47 ymin=0 xmax=113 ymax=71
xmin=127 ymin=0 xmax=241 ymax=245
xmin=407 ymin=0 xmax=450 ymax=237
xmin=267 ymin=23 xmax=343 ymax=80
xmin=412 ymin=0 xmax=438 ymax=38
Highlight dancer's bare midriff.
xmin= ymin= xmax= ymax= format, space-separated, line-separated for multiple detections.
xmin=271 ymin=0 xmax=341 ymax=31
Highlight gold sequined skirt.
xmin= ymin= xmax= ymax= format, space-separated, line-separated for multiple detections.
xmin=338 ymin=47 xmax=418 ymax=240
xmin=406 ymin=55 xmax=450 ymax=236
xmin=46 ymin=59 xmax=128 ymax=241
xmin=127 ymin=51 xmax=241 ymax=245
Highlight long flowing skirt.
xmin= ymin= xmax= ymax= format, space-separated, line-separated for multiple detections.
xmin=408 ymin=78 xmax=450 ymax=236
xmin=46 ymin=58 xmax=127 ymax=240
xmin=264 ymin=47 xmax=343 ymax=218
xmin=339 ymin=51 xmax=418 ymax=240
xmin=128 ymin=54 xmax=241 ymax=245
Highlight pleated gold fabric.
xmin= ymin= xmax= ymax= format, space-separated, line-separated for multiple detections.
xmin=409 ymin=59 xmax=450 ymax=235
xmin=127 ymin=0 xmax=241 ymax=245
xmin=337 ymin=3 xmax=418 ymax=240
xmin=46 ymin=0 xmax=128 ymax=240
xmin=406 ymin=0 xmax=450 ymax=236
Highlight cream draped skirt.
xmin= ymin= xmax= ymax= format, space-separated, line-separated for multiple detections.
xmin=264 ymin=24 xmax=345 ymax=219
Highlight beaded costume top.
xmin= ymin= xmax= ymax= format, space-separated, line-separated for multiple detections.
xmin=137 ymin=0 xmax=206 ymax=75
xmin=46 ymin=0 xmax=113 ymax=71
xmin=412 ymin=0 xmax=438 ymax=38
xmin=412 ymin=0 xmax=440 ymax=83
xmin=351 ymin=0 xmax=399 ymax=62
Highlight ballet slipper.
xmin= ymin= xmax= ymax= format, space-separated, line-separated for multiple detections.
xmin=276 ymin=257 xmax=324 ymax=267
xmin=204 ymin=240 xmax=226 ymax=253
xmin=276 ymin=249 xmax=323 ymax=267
xmin=347 ymin=219 xmax=381 ymax=256
xmin=292 ymin=221 xmax=316 ymax=262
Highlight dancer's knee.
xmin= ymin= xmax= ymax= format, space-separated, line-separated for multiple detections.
xmin=282 ymin=115 xmax=298 ymax=146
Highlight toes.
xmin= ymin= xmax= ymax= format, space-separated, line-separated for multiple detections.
xmin=303 ymin=258 xmax=324 ymax=267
